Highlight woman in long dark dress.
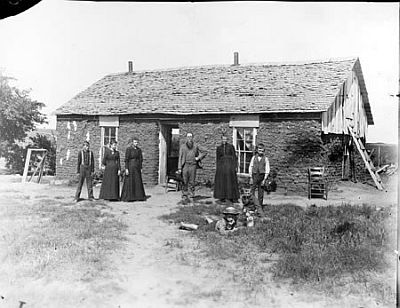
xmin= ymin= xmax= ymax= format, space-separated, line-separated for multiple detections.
xmin=214 ymin=135 xmax=240 ymax=203
xmin=99 ymin=141 xmax=121 ymax=201
xmin=120 ymin=137 xmax=146 ymax=202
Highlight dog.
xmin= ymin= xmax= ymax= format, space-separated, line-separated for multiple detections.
xmin=263 ymin=178 xmax=277 ymax=195
xmin=263 ymin=170 xmax=278 ymax=194
xmin=240 ymin=187 xmax=256 ymax=211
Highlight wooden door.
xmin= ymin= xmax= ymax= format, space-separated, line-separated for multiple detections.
xmin=158 ymin=124 xmax=168 ymax=184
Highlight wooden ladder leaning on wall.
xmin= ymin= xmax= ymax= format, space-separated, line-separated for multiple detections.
xmin=347 ymin=126 xmax=384 ymax=190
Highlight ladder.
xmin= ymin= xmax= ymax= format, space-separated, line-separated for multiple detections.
xmin=347 ymin=127 xmax=384 ymax=190
xmin=22 ymin=149 xmax=48 ymax=184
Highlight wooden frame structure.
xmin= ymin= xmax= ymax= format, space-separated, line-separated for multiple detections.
xmin=22 ymin=149 xmax=48 ymax=183
xmin=308 ymin=167 xmax=328 ymax=200
xmin=347 ymin=127 xmax=383 ymax=190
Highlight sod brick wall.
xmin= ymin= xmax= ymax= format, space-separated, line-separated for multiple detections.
xmin=56 ymin=119 xmax=101 ymax=180
xmin=56 ymin=118 xmax=159 ymax=185
xmin=56 ymin=116 xmax=372 ymax=194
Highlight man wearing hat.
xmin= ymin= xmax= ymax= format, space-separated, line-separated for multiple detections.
xmin=215 ymin=206 xmax=241 ymax=235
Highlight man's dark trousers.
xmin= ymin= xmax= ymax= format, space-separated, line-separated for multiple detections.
xmin=251 ymin=172 xmax=265 ymax=208
xmin=75 ymin=165 xmax=94 ymax=200
xmin=182 ymin=163 xmax=197 ymax=198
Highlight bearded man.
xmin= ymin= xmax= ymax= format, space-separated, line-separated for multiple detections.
xmin=178 ymin=132 xmax=208 ymax=201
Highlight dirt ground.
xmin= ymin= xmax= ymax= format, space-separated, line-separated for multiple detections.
xmin=0 ymin=165 xmax=397 ymax=308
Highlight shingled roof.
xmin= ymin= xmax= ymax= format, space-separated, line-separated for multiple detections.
xmin=55 ymin=57 xmax=373 ymax=124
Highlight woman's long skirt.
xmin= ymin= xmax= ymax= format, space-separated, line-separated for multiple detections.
xmin=120 ymin=160 xmax=146 ymax=202
xmin=213 ymin=157 xmax=240 ymax=200
xmin=99 ymin=162 xmax=120 ymax=201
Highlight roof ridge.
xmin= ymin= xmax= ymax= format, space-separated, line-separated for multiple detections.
xmin=106 ymin=57 xmax=358 ymax=77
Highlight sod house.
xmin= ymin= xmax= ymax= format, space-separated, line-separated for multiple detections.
xmin=55 ymin=56 xmax=375 ymax=193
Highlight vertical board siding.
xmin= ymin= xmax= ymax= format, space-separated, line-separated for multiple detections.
xmin=322 ymin=70 xmax=369 ymax=139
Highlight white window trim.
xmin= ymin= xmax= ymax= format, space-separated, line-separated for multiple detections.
xmin=99 ymin=116 xmax=119 ymax=127
xmin=233 ymin=127 xmax=257 ymax=176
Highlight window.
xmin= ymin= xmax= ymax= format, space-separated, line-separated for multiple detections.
xmin=229 ymin=115 xmax=259 ymax=175
xmin=102 ymin=126 xmax=118 ymax=147
xmin=99 ymin=126 xmax=118 ymax=167
xmin=101 ymin=124 xmax=118 ymax=156
xmin=233 ymin=127 xmax=257 ymax=174
xmin=99 ymin=116 xmax=119 ymax=163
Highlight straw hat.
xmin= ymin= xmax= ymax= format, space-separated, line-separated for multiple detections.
xmin=223 ymin=207 xmax=240 ymax=215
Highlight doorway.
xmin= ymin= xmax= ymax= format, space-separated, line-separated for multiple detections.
xmin=159 ymin=124 xmax=180 ymax=184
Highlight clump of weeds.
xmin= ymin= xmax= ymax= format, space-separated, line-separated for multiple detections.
xmin=161 ymin=203 xmax=395 ymax=305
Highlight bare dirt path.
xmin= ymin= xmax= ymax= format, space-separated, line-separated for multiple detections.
xmin=96 ymin=187 xmax=317 ymax=308
xmin=0 ymin=171 xmax=396 ymax=308
xmin=94 ymin=178 xmax=396 ymax=308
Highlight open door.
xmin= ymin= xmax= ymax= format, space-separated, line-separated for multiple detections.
xmin=159 ymin=124 xmax=180 ymax=184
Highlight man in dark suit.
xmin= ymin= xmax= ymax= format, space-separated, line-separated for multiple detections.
xmin=178 ymin=132 xmax=207 ymax=201
xmin=74 ymin=141 xmax=95 ymax=202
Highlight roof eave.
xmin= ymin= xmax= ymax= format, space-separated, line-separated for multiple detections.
xmin=55 ymin=109 xmax=326 ymax=117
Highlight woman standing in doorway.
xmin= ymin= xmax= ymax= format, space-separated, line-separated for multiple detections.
xmin=99 ymin=140 xmax=121 ymax=201
xmin=121 ymin=137 xmax=146 ymax=202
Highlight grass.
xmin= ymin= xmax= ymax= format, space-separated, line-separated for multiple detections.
xmin=0 ymin=200 xmax=128 ymax=284
xmin=161 ymin=202 xmax=395 ymax=305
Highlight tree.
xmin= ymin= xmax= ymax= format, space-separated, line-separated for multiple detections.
xmin=3 ymin=133 xmax=56 ymax=176
xmin=29 ymin=133 xmax=56 ymax=175
xmin=0 ymin=74 xmax=47 ymax=171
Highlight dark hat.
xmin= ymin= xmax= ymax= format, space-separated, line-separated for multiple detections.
xmin=223 ymin=207 xmax=240 ymax=215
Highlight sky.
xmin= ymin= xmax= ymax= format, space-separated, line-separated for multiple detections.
xmin=0 ymin=1 xmax=398 ymax=143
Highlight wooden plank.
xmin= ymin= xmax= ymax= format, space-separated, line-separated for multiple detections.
xmin=229 ymin=115 xmax=259 ymax=128
xmin=37 ymin=155 xmax=47 ymax=183
xmin=99 ymin=116 xmax=119 ymax=127
xmin=22 ymin=149 xmax=48 ymax=184
xmin=158 ymin=125 xmax=167 ymax=184
xmin=321 ymin=111 xmax=328 ymax=134
xmin=22 ymin=149 xmax=32 ymax=183
xmin=29 ymin=152 xmax=46 ymax=183
xmin=348 ymin=127 xmax=383 ymax=190
xmin=376 ymin=164 xmax=390 ymax=174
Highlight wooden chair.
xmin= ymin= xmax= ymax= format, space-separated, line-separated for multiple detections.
xmin=308 ymin=167 xmax=328 ymax=200
xmin=165 ymin=170 xmax=183 ymax=193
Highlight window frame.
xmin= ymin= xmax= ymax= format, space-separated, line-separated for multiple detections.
xmin=233 ymin=127 xmax=257 ymax=176
xmin=100 ymin=126 xmax=119 ymax=165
